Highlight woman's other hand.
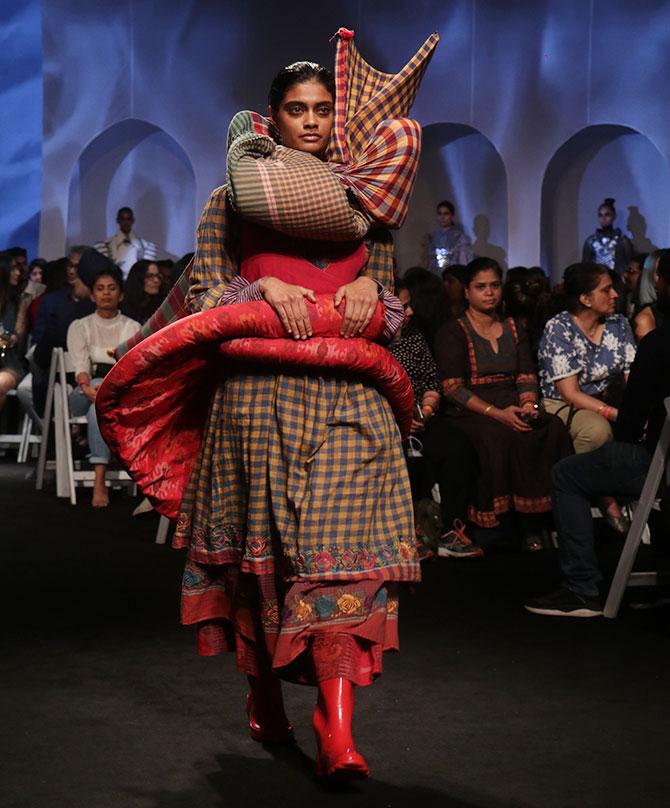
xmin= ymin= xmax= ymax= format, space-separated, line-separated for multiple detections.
xmin=334 ymin=277 xmax=378 ymax=337
xmin=493 ymin=405 xmax=532 ymax=432
xmin=81 ymin=384 xmax=98 ymax=404
xmin=258 ymin=277 xmax=316 ymax=339
xmin=410 ymin=417 xmax=426 ymax=434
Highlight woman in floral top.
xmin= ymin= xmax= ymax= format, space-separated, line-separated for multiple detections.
xmin=539 ymin=262 xmax=636 ymax=532
xmin=539 ymin=263 xmax=636 ymax=453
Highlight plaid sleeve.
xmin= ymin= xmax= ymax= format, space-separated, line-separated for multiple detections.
xmin=361 ymin=227 xmax=395 ymax=291
xmin=186 ymin=186 xmax=238 ymax=313
xmin=359 ymin=226 xmax=404 ymax=340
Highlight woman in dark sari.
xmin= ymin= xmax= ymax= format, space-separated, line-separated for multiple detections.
xmin=434 ymin=258 xmax=572 ymax=548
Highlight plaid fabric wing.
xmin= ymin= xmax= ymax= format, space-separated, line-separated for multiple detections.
xmin=327 ymin=28 xmax=439 ymax=164
xmin=330 ymin=118 xmax=421 ymax=229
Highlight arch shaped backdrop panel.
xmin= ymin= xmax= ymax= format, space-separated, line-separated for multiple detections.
xmin=396 ymin=123 xmax=508 ymax=273
xmin=541 ymin=125 xmax=670 ymax=281
xmin=67 ymin=119 xmax=196 ymax=259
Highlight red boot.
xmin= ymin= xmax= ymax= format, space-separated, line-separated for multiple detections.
xmin=313 ymin=677 xmax=369 ymax=780
xmin=246 ymin=674 xmax=295 ymax=745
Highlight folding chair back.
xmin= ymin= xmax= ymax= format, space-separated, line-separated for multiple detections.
xmin=604 ymin=397 xmax=670 ymax=618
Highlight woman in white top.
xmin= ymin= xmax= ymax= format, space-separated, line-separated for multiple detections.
xmin=66 ymin=260 xmax=139 ymax=506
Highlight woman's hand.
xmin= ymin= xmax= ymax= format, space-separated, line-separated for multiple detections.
xmin=334 ymin=277 xmax=379 ymax=337
xmin=258 ymin=277 xmax=316 ymax=339
xmin=81 ymin=384 xmax=98 ymax=404
xmin=521 ymin=401 xmax=540 ymax=421
xmin=493 ymin=405 xmax=532 ymax=432
xmin=410 ymin=417 xmax=426 ymax=434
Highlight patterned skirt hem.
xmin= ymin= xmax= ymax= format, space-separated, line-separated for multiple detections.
xmin=469 ymin=494 xmax=553 ymax=528
xmin=181 ymin=563 xmax=400 ymax=686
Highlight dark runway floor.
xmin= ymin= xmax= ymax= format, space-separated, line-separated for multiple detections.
xmin=2 ymin=460 xmax=669 ymax=808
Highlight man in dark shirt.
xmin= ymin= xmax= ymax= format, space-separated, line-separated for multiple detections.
xmin=525 ymin=254 xmax=670 ymax=617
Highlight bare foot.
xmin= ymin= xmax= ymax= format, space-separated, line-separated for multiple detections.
xmin=92 ymin=486 xmax=109 ymax=508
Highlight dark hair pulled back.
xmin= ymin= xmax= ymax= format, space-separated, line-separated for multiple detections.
xmin=268 ymin=61 xmax=335 ymax=113
xmin=599 ymin=197 xmax=616 ymax=214
xmin=562 ymin=262 xmax=609 ymax=313
xmin=463 ymin=256 xmax=503 ymax=287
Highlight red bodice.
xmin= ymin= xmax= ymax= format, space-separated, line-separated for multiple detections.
xmin=240 ymin=224 xmax=367 ymax=293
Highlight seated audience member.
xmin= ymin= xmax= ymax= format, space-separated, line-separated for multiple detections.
xmin=28 ymin=257 xmax=69 ymax=332
xmin=122 ymin=260 xmax=166 ymax=324
xmin=539 ymin=263 xmax=637 ymax=532
xmin=402 ymin=267 xmax=451 ymax=342
xmin=422 ymin=200 xmax=473 ymax=275
xmin=28 ymin=258 xmax=47 ymax=286
xmin=5 ymin=247 xmax=28 ymax=280
xmin=18 ymin=258 xmax=73 ymax=428
xmin=0 ymin=252 xmax=29 ymax=411
xmin=503 ymin=266 xmax=551 ymax=360
xmin=539 ymin=263 xmax=636 ymax=454
xmin=441 ymin=264 xmax=467 ymax=319
xmin=622 ymin=253 xmax=645 ymax=320
xmin=7 ymin=247 xmax=45 ymax=305
xmin=434 ymin=257 xmax=572 ymax=550
xmin=66 ymin=257 xmax=139 ymax=507
xmin=633 ymin=250 xmax=666 ymax=342
xmin=525 ymin=256 xmax=670 ymax=617
xmin=391 ymin=279 xmax=482 ymax=559
xmin=31 ymin=247 xmax=94 ymax=417
xmin=95 ymin=206 xmax=158 ymax=279
xmin=156 ymin=259 xmax=176 ymax=288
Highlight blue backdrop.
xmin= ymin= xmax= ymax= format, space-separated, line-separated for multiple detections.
xmin=2 ymin=0 xmax=670 ymax=279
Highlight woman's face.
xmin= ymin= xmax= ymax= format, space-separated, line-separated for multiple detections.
xmin=581 ymin=272 xmax=617 ymax=316
xmin=91 ymin=275 xmax=123 ymax=313
xmin=398 ymin=288 xmax=414 ymax=326
xmin=29 ymin=266 xmax=43 ymax=284
xmin=465 ymin=269 xmax=502 ymax=314
xmin=143 ymin=263 xmax=162 ymax=296
xmin=623 ymin=259 xmax=641 ymax=293
xmin=270 ymin=79 xmax=334 ymax=157
xmin=9 ymin=262 xmax=21 ymax=286
xmin=597 ymin=206 xmax=615 ymax=228
xmin=437 ymin=206 xmax=453 ymax=229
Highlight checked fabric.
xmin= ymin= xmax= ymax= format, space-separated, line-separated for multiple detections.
xmin=115 ymin=28 xmax=438 ymax=358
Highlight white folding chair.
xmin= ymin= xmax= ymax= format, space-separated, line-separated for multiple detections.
xmin=603 ymin=398 xmax=670 ymax=618
xmin=155 ymin=514 xmax=171 ymax=545
xmin=36 ymin=347 xmax=134 ymax=504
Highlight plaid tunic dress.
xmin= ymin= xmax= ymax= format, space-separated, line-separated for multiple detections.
xmin=175 ymin=192 xmax=418 ymax=685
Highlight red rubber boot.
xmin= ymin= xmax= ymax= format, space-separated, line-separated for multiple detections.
xmin=246 ymin=674 xmax=294 ymax=745
xmin=313 ymin=677 xmax=369 ymax=780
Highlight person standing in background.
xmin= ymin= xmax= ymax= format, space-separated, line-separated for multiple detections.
xmin=423 ymin=200 xmax=473 ymax=275
xmin=95 ymin=207 xmax=158 ymax=279
xmin=582 ymin=198 xmax=632 ymax=276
